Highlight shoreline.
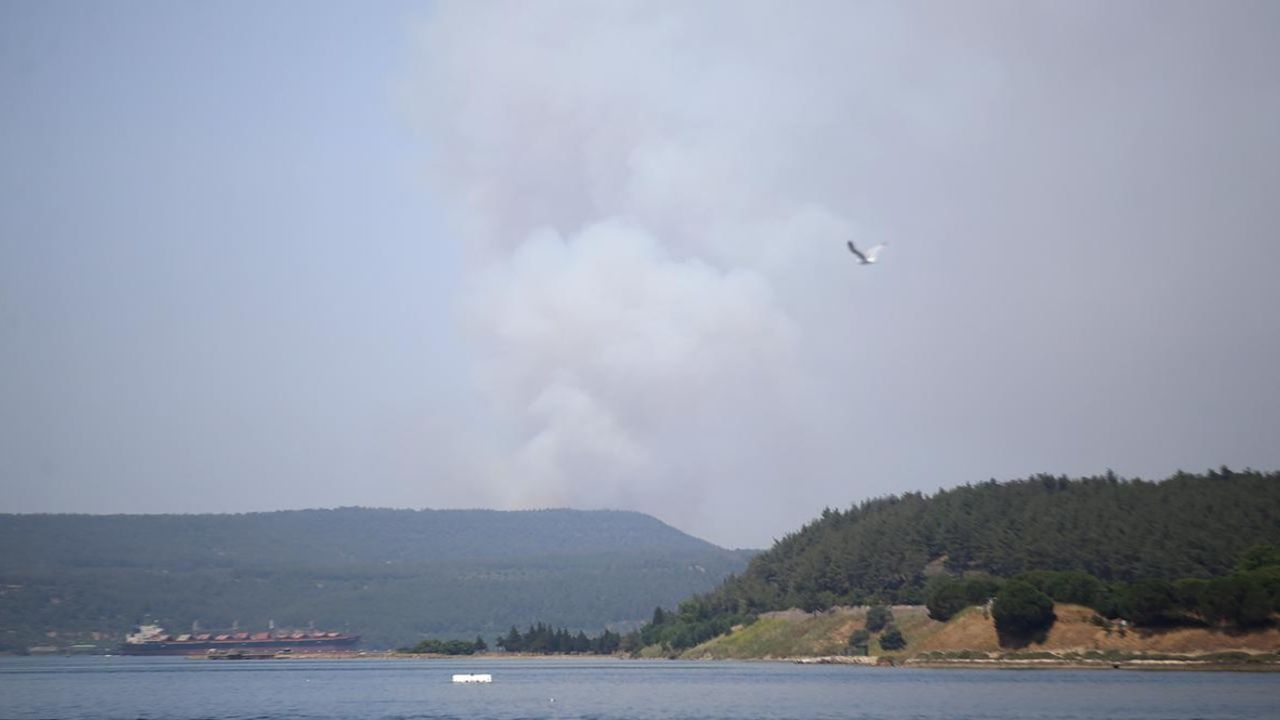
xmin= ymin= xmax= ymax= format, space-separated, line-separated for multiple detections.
xmin=902 ymin=659 xmax=1280 ymax=672
xmin=163 ymin=651 xmax=1280 ymax=671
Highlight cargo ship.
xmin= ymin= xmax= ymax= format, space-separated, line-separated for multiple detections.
xmin=120 ymin=624 xmax=359 ymax=656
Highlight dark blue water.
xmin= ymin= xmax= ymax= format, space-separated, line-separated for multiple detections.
xmin=1 ymin=656 xmax=1276 ymax=720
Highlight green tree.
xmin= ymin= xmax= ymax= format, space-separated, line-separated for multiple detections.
xmin=800 ymin=590 xmax=826 ymax=614
xmin=1236 ymin=578 xmax=1273 ymax=627
xmin=1244 ymin=566 xmax=1280 ymax=611
xmin=960 ymin=576 xmax=1004 ymax=605
xmin=1173 ymin=578 xmax=1209 ymax=620
xmin=865 ymin=605 xmax=892 ymax=632
xmin=1201 ymin=575 xmax=1273 ymax=627
xmin=1120 ymin=579 xmax=1175 ymax=626
xmin=1021 ymin=570 xmax=1103 ymax=608
xmin=848 ymin=628 xmax=870 ymax=655
xmin=926 ymin=578 xmax=970 ymax=621
xmin=1237 ymin=544 xmax=1280 ymax=573
xmin=500 ymin=626 xmax=521 ymax=652
xmin=992 ymin=581 xmax=1055 ymax=638
xmin=879 ymin=624 xmax=906 ymax=651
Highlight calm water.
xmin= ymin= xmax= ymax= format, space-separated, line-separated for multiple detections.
xmin=1 ymin=656 xmax=1277 ymax=720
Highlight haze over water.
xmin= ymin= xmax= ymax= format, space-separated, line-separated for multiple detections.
xmin=3 ymin=657 xmax=1277 ymax=720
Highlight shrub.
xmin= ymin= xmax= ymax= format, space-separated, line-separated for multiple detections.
xmin=1001 ymin=650 xmax=1058 ymax=660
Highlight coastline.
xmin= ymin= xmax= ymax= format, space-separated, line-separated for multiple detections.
xmin=902 ymin=658 xmax=1280 ymax=672
xmin=173 ymin=650 xmax=1280 ymax=671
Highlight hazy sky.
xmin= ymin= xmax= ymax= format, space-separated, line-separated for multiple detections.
xmin=3 ymin=1 xmax=1278 ymax=548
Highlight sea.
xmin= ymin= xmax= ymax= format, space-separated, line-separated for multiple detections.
xmin=1 ymin=656 xmax=1277 ymax=720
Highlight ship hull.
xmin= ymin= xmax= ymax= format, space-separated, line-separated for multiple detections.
xmin=120 ymin=636 xmax=359 ymax=656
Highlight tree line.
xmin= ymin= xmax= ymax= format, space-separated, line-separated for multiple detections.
xmin=399 ymin=636 xmax=489 ymax=655
xmin=927 ymin=545 xmax=1280 ymax=630
xmin=496 ymin=622 xmax=623 ymax=654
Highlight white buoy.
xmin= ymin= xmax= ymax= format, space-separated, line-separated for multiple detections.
xmin=452 ymin=673 xmax=492 ymax=683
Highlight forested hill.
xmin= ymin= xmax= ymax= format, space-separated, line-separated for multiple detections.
xmin=712 ymin=470 xmax=1280 ymax=612
xmin=0 ymin=508 xmax=725 ymax=571
xmin=0 ymin=509 xmax=751 ymax=652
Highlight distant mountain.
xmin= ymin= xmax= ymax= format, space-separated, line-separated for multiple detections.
xmin=0 ymin=508 xmax=753 ymax=652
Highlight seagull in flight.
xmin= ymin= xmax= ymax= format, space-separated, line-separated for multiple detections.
xmin=847 ymin=241 xmax=886 ymax=265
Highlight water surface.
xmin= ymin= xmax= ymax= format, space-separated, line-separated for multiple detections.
xmin=1 ymin=656 xmax=1275 ymax=719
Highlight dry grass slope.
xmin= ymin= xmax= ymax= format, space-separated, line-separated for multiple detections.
xmin=682 ymin=606 xmax=949 ymax=659
xmin=681 ymin=604 xmax=1280 ymax=661
xmin=682 ymin=608 xmax=866 ymax=659
xmin=918 ymin=604 xmax=1280 ymax=655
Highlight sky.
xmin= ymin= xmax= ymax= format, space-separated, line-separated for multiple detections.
xmin=2 ymin=1 xmax=1278 ymax=548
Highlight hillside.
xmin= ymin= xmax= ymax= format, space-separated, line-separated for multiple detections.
xmin=914 ymin=603 xmax=1280 ymax=658
xmin=716 ymin=470 xmax=1280 ymax=611
xmin=635 ymin=470 xmax=1280 ymax=654
xmin=0 ymin=508 xmax=752 ymax=653
xmin=683 ymin=604 xmax=1280 ymax=667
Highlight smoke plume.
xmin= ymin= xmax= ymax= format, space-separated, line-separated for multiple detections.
xmin=407 ymin=1 xmax=1280 ymax=546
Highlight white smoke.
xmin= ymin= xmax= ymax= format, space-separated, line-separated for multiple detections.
xmin=469 ymin=219 xmax=795 ymax=512
xmin=407 ymin=1 xmax=999 ymax=544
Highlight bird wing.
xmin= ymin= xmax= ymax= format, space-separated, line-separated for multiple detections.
xmin=860 ymin=242 xmax=890 ymax=262
xmin=846 ymin=241 xmax=869 ymax=263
